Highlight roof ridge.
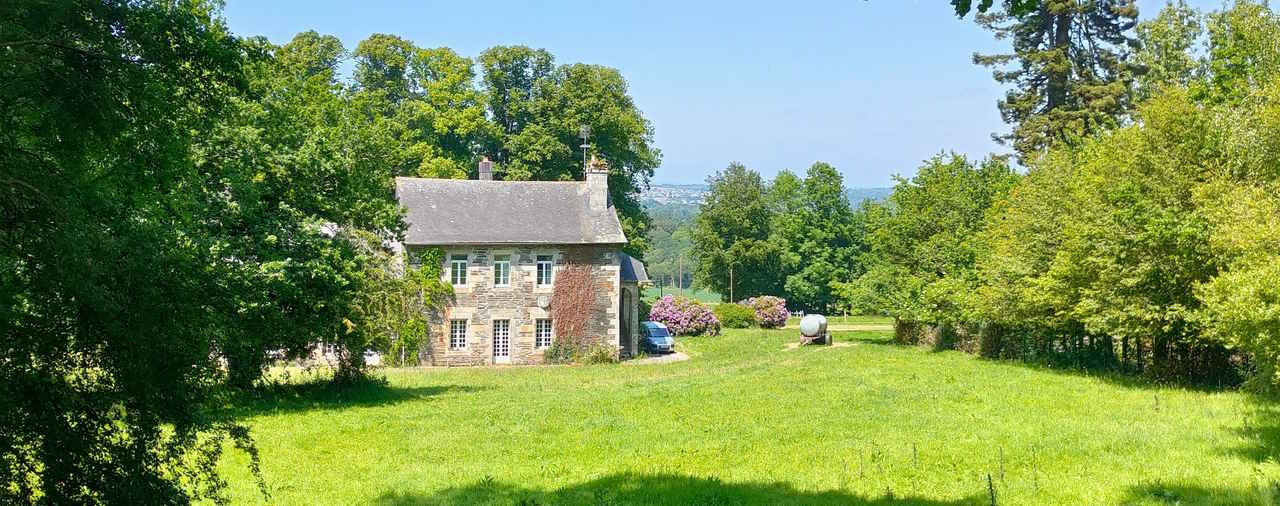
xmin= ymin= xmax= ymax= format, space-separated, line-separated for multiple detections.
xmin=395 ymin=176 xmax=584 ymax=184
xmin=395 ymin=175 xmax=626 ymax=246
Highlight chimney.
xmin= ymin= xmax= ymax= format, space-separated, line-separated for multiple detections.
xmin=478 ymin=156 xmax=493 ymax=181
xmin=586 ymin=155 xmax=610 ymax=211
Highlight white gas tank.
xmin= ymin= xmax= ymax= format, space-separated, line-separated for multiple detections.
xmin=799 ymin=314 xmax=827 ymax=337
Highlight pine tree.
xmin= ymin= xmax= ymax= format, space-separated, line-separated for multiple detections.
xmin=973 ymin=0 xmax=1140 ymax=160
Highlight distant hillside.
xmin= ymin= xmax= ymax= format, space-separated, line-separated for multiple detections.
xmin=845 ymin=187 xmax=893 ymax=205
xmin=642 ymin=183 xmax=893 ymax=207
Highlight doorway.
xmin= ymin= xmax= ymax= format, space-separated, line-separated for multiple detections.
xmin=493 ymin=319 xmax=510 ymax=364
xmin=620 ymin=287 xmax=633 ymax=356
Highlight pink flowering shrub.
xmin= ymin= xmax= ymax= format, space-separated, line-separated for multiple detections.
xmin=744 ymin=296 xmax=788 ymax=329
xmin=648 ymin=295 xmax=720 ymax=336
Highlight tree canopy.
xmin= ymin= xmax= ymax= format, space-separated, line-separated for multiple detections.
xmin=692 ymin=162 xmax=865 ymax=312
xmin=972 ymin=0 xmax=1140 ymax=160
xmin=846 ymin=0 xmax=1280 ymax=390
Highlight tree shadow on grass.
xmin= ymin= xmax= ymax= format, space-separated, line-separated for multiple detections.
xmin=217 ymin=378 xmax=489 ymax=419
xmin=1226 ymin=398 xmax=1280 ymax=465
xmin=373 ymin=473 xmax=985 ymax=506
xmin=1122 ymin=482 xmax=1279 ymax=505
xmin=841 ymin=332 xmax=1240 ymax=394
xmin=832 ymin=331 xmax=897 ymax=346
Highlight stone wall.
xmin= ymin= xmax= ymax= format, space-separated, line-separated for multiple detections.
xmin=410 ymin=244 xmax=622 ymax=366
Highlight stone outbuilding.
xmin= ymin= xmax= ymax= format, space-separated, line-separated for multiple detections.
xmin=395 ymin=158 xmax=648 ymax=365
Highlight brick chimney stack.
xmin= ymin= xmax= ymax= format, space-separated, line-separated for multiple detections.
xmin=478 ymin=156 xmax=493 ymax=181
xmin=586 ymin=155 xmax=610 ymax=212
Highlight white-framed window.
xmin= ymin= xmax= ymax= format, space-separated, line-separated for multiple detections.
xmin=449 ymin=319 xmax=467 ymax=350
xmin=493 ymin=254 xmax=511 ymax=287
xmin=450 ymin=254 xmax=468 ymax=286
xmin=536 ymin=254 xmax=554 ymax=287
xmin=535 ymin=318 xmax=553 ymax=348
xmin=493 ymin=319 xmax=510 ymax=358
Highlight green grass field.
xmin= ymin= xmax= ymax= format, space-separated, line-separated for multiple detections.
xmin=216 ymin=328 xmax=1280 ymax=505
xmin=643 ymin=285 xmax=722 ymax=304
xmin=785 ymin=314 xmax=895 ymax=327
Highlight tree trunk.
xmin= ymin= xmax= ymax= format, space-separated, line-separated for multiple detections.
xmin=1047 ymin=11 xmax=1072 ymax=112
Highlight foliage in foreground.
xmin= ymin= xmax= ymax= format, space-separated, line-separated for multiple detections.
xmin=1 ymin=1 xmax=257 ymax=503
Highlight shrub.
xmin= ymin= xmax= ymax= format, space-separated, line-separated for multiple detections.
xmin=649 ymin=295 xmax=720 ymax=336
xmin=715 ymin=303 xmax=755 ymax=329
xmin=580 ymin=342 xmax=619 ymax=364
xmin=543 ymin=337 xmax=617 ymax=365
xmin=544 ymin=340 xmax=577 ymax=364
xmin=894 ymin=319 xmax=924 ymax=345
xmin=743 ymin=296 xmax=789 ymax=329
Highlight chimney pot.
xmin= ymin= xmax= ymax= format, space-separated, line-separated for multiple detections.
xmin=478 ymin=156 xmax=493 ymax=181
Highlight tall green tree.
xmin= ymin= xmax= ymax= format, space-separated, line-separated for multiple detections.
xmin=775 ymin=163 xmax=866 ymax=313
xmin=0 ymin=0 xmax=256 ymax=502
xmin=479 ymin=46 xmax=661 ymax=256
xmin=973 ymin=0 xmax=1140 ymax=160
xmin=352 ymin=34 xmax=489 ymax=179
xmin=199 ymin=32 xmax=415 ymax=386
xmin=1204 ymin=0 xmax=1280 ymax=103
xmin=276 ymin=30 xmax=345 ymax=82
xmin=353 ymin=33 xmax=416 ymax=105
xmin=1134 ymin=0 xmax=1203 ymax=100
xmin=846 ymin=155 xmax=1017 ymax=327
xmin=693 ymin=163 xmax=784 ymax=301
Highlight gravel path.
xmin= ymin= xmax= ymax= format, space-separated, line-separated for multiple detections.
xmin=628 ymin=351 xmax=690 ymax=365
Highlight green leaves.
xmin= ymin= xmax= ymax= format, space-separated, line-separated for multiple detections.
xmin=692 ymin=161 xmax=865 ymax=312
xmin=952 ymin=0 xmax=1040 ymax=18
xmin=347 ymin=41 xmax=660 ymax=256
xmin=1 ymin=0 xmax=253 ymax=502
xmin=971 ymin=0 xmax=1139 ymax=160
xmin=850 ymin=154 xmax=1017 ymax=325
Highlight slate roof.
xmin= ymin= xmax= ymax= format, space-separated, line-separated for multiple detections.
xmin=620 ymin=253 xmax=649 ymax=283
xmin=395 ymin=177 xmax=627 ymax=246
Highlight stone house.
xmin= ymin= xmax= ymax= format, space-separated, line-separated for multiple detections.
xmin=395 ymin=159 xmax=648 ymax=366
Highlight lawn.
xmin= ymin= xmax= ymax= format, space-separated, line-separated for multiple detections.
xmin=784 ymin=314 xmax=896 ymax=328
xmin=216 ymin=328 xmax=1280 ymax=505
xmin=643 ymin=285 xmax=722 ymax=304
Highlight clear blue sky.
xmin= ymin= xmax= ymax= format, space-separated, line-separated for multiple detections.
xmin=222 ymin=0 xmax=1221 ymax=188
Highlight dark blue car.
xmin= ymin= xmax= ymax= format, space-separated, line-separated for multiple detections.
xmin=641 ymin=322 xmax=675 ymax=354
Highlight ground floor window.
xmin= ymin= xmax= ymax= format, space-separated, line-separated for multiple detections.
xmin=493 ymin=319 xmax=510 ymax=358
xmin=449 ymin=319 xmax=467 ymax=350
xmin=535 ymin=319 xmax=553 ymax=348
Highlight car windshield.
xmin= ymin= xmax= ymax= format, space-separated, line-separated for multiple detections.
xmin=647 ymin=327 xmax=670 ymax=338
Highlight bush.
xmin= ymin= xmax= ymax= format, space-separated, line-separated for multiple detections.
xmin=649 ymin=295 xmax=720 ymax=336
xmin=544 ymin=340 xmax=577 ymax=364
xmin=714 ymin=303 xmax=755 ymax=329
xmin=580 ymin=342 xmax=619 ymax=364
xmin=743 ymin=296 xmax=789 ymax=329
xmin=894 ymin=320 xmax=924 ymax=345
xmin=543 ymin=338 xmax=617 ymax=364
